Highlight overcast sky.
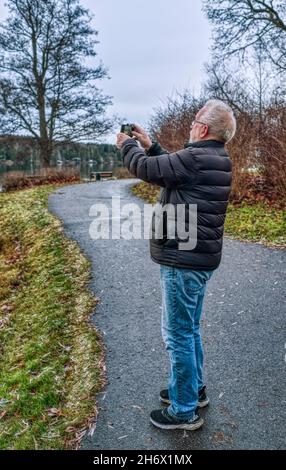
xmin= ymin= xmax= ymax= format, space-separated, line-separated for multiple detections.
xmin=0 ymin=0 xmax=212 ymax=143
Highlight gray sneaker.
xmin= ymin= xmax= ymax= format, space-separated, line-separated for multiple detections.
xmin=159 ymin=385 xmax=209 ymax=408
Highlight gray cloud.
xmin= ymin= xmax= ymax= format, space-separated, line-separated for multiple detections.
xmin=0 ymin=0 xmax=211 ymax=143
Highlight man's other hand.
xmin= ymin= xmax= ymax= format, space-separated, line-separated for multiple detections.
xmin=131 ymin=124 xmax=152 ymax=151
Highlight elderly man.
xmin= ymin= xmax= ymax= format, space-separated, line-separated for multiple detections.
xmin=116 ymin=99 xmax=236 ymax=431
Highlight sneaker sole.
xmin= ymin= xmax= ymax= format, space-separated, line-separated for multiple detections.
xmin=160 ymin=396 xmax=209 ymax=408
xmin=150 ymin=415 xmax=204 ymax=430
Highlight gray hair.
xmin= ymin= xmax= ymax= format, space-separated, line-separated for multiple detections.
xmin=199 ymin=99 xmax=236 ymax=143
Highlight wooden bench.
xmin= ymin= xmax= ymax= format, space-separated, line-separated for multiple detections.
xmin=90 ymin=171 xmax=113 ymax=181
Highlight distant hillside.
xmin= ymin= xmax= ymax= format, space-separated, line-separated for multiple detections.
xmin=0 ymin=135 xmax=122 ymax=172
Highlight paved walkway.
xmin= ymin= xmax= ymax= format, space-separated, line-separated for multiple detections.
xmin=48 ymin=179 xmax=286 ymax=450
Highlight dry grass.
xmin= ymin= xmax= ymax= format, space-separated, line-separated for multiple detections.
xmin=113 ymin=166 xmax=135 ymax=179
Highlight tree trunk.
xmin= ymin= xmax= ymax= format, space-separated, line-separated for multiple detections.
xmin=39 ymin=139 xmax=52 ymax=169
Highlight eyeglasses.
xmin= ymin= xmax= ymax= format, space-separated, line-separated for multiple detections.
xmin=191 ymin=120 xmax=207 ymax=128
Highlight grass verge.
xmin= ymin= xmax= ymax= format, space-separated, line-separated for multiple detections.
xmin=131 ymin=182 xmax=286 ymax=248
xmin=0 ymin=184 xmax=105 ymax=450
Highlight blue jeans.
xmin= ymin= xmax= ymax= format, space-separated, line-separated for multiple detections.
xmin=160 ymin=264 xmax=215 ymax=421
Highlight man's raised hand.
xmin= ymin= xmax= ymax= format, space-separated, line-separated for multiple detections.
xmin=131 ymin=123 xmax=152 ymax=151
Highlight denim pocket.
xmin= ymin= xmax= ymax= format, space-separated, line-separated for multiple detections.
xmin=182 ymin=269 xmax=213 ymax=293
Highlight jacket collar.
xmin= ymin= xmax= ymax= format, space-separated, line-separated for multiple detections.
xmin=184 ymin=139 xmax=225 ymax=149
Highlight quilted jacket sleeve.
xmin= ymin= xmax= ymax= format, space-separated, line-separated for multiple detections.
xmin=121 ymin=138 xmax=197 ymax=189
xmin=145 ymin=141 xmax=169 ymax=156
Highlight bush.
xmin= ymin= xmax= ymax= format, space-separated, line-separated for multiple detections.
xmin=148 ymin=91 xmax=286 ymax=206
xmin=2 ymin=167 xmax=80 ymax=192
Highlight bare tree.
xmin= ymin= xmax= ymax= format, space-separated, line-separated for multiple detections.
xmin=204 ymin=57 xmax=286 ymax=199
xmin=0 ymin=0 xmax=114 ymax=167
xmin=204 ymin=63 xmax=251 ymax=114
xmin=149 ymin=91 xmax=204 ymax=151
xmin=203 ymin=0 xmax=286 ymax=72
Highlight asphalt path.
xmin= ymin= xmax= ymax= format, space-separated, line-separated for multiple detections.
xmin=48 ymin=179 xmax=286 ymax=450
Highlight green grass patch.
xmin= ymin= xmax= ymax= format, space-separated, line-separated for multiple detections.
xmin=0 ymin=184 xmax=105 ymax=450
xmin=131 ymin=182 xmax=286 ymax=248
xmin=224 ymin=203 xmax=286 ymax=246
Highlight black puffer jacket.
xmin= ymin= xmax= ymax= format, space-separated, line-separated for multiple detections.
xmin=121 ymin=138 xmax=232 ymax=270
